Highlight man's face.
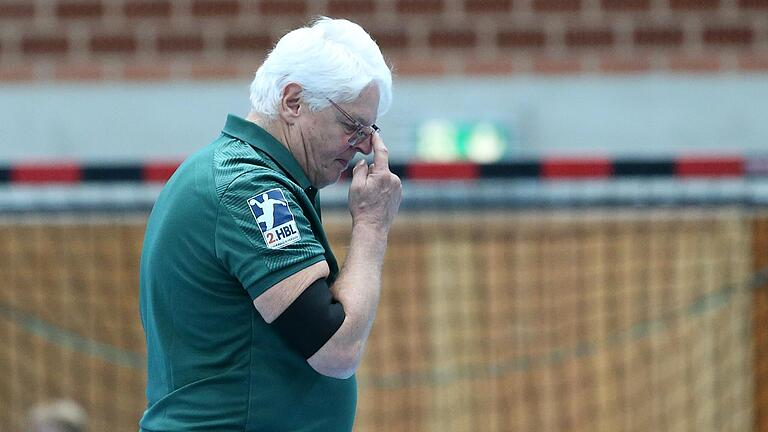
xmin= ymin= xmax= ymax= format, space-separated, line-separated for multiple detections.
xmin=299 ymin=84 xmax=380 ymax=188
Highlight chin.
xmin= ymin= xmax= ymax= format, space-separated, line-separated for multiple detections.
xmin=312 ymin=177 xmax=334 ymax=190
xmin=322 ymin=175 xmax=342 ymax=188
xmin=312 ymin=165 xmax=344 ymax=189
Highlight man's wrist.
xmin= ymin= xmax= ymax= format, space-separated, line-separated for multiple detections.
xmin=351 ymin=221 xmax=391 ymax=238
xmin=350 ymin=222 xmax=390 ymax=258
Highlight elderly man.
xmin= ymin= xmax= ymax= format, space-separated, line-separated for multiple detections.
xmin=139 ymin=17 xmax=401 ymax=431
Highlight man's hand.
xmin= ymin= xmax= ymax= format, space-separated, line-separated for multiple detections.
xmin=348 ymin=133 xmax=402 ymax=232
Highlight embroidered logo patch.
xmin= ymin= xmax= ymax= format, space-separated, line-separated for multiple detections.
xmin=247 ymin=188 xmax=301 ymax=249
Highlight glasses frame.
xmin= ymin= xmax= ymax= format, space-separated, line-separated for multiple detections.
xmin=327 ymin=98 xmax=380 ymax=147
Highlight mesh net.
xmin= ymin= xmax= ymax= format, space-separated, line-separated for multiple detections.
xmin=0 ymin=208 xmax=766 ymax=431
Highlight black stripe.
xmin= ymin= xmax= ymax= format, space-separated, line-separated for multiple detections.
xmin=390 ymin=163 xmax=407 ymax=179
xmin=613 ymin=160 xmax=675 ymax=177
xmin=82 ymin=165 xmax=144 ymax=182
xmin=0 ymin=166 xmax=10 ymax=183
xmin=480 ymin=162 xmax=540 ymax=178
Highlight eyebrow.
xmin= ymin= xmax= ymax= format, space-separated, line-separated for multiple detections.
xmin=337 ymin=112 xmax=372 ymax=128
xmin=353 ymin=114 xmax=374 ymax=127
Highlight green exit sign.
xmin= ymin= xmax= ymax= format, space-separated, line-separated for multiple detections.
xmin=416 ymin=119 xmax=511 ymax=163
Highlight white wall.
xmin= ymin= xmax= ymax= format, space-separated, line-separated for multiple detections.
xmin=1 ymin=75 xmax=767 ymax=163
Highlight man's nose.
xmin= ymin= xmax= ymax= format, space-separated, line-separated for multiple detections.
xmin=354 ymin=136 xmax=374 ymax=155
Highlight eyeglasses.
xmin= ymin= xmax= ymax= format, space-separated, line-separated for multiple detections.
xmin=327 ymin=98 xmax=380 ymax=147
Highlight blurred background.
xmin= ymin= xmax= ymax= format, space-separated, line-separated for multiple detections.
xmin=1 ymin=0 xmax=768 ymax=431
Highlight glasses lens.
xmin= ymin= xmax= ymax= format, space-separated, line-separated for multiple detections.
xmin=348 ymin=126 xmax=373 ymax=146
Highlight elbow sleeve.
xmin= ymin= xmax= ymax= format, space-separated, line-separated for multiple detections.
xmin=270 ymin=278 xmax=345 ymax=359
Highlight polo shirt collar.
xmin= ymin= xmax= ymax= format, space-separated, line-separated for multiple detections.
xmin=221 ymin=114 xmax=314 ymax=192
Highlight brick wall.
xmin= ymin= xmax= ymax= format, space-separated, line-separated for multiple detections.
xmin=0 ymin=0 xmax=766 ymax=81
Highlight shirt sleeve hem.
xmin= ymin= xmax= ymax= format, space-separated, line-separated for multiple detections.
xmin=244 ymin=254 xmax=327 ymax=300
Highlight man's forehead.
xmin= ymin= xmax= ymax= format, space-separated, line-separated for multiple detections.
xmin=348 ymin=111 xmax=374 ymax=127
xmin=342 ymin=85 xmax=379 ymax=125
xmin=338 ymin=101 xmax=376 ymax=126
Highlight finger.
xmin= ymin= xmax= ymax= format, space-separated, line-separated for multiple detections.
xmin=353 ymin=159 xmax=367 ymax=175
xmin=351 ymin=159 xmax=368 ymax=189
xmin=371 ymin=132 xmax=389 ymax=173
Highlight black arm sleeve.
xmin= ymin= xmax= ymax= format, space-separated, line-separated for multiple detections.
xmin=270 ymin=278 xmax=346 ymax=359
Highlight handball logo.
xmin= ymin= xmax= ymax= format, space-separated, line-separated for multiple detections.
xmin=247 ymin=188 xmax=301 ymax=249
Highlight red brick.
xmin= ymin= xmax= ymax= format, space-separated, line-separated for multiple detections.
xmin=54 ymin=64 xmax=103 ymax=80
xmin=428 ymin=30 xmax=477 ymax=49
xmin=533 ymin=57 xmax=582 ymax=74
xmin=669 ymin=56 xmax=721 ymax=72
xmin=190 ymin=64 xmax=240 ymax=79
xmin=56 ymin=1 xmax=103 ymax=19
xmin=497 ymin=30 xmax=546 ymax=48
xmin=239 ymin=61 xmax=263 ymax=76
xmin=123 ymin=64 xmax=172 ymax=80
xmin=192 ymin=0 xmax=239 ymax=16
xmin=565 ymin=28 xmax=614 ymax=48
xmin=599 ymin=57 xmax=652 ymax=73
xmin=634 ymin=27 xmax=684 ymax=47
xmin=124 ymin=1 xmax=172 ymax=18
xmin=738 ymin=56 xmax=768 ymax=70
xmin=156 ymin=34 xmax=205 ymax=53
xmin=464 ymin=0 xmax=513 ymax=12
xmin=0 ymin=65 xmax=35 ymax=81
xmin=259 ymin=0 xmax=307 ymax=15
xmin=464 ymin=58 xmax=515 ymax=74
xmin=533 ymin=0 xmax=581 ymax=11
xmin=738 ymin=0 xmax=768 ymax=8
xmin=392 ymin=57 xmax=446 ymax=75
xmin=90 ymin=35 xmax=137 ymax=54
xmin=370 ymin=30 xmax=409 ymax=51
xmin=396 ymin=0 xmax=444 ymax=13
xmin=21 ymin=36 xmax=69 ymax=55
xmin=0 ymin=3 xmax=34 ymax=18
xmin=224 ymin=33 xmax=274 ymax=51
xmin=669 ymin=0 xmax=719 ymax=9
xmin=328 ymin=0 xmax=377 ymax=15
xmin=601 ymin=0 xmax=650 ymax=10
xmin=703 ymin=27 xmax=753 ymax=46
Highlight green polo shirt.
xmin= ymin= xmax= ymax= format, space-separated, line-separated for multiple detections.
xmin=139 ymin=115 xmax=355 ymax=431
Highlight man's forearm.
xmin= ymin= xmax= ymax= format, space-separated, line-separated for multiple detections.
xmin=307 ymin=223 xmax=389 ymax=378
xmin=332 ymin=223 xmax=388 ymax=327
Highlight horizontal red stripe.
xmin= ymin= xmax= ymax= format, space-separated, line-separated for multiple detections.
xmin=407 ymin=162 xmax=479 ymax=180
xmin=676 ymin=157 xmax=744 ymax=177
xmin=11 ymin=163 xmax=81 ymax=183
xmin=542 ymin=158 xmax=612 ymax=178
xmin=0 ymin=159 xmax=762 ymax=184
xmin=142 ymin=162 xmax=180 ymax=183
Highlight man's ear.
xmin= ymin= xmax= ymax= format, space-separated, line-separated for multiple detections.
xmin=279 ymin=83 xmax=303 ymax=125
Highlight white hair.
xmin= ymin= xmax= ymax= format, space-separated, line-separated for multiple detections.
xmin=249 ymin=17 xmax=392 ymax=119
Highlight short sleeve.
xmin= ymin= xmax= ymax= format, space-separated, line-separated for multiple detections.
xmin=215 ymin=169 xmax=327 ymax=300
